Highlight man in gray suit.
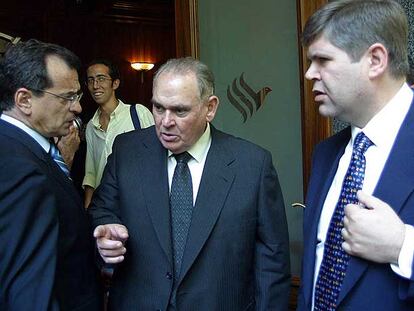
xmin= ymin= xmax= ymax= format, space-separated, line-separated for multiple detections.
xmin=88 ymin=57 xmax=290 ymax=310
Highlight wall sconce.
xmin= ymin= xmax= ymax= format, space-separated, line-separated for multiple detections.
xmin=131 ymin=62 xmax=155 ymax=83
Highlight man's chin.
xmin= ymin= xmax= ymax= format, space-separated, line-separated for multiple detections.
xmin=91 ymin=95 xmax=106 ymax=105
xmin=93 ymin=98 xmax=105 ymax=105
xmin=161 ymin=141 xmax=176 ymax=153
xmin=318 ymin=104 xmax=336 ymax=118
xmin=57 ymin=126 xmax=71 ymax=137
xmin=160 ymin=140 xmax=185 ymax=154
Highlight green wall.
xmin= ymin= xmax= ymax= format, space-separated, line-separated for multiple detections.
xmin=199 ymin=0 xmax=304 ymax=275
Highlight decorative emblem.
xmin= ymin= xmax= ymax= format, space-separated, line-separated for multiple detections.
xmin=227 ymin=72 xmax=272 ymax=123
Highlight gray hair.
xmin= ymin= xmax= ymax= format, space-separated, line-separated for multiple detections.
xmin=153 ymin=57 xmax=215 ymax=101
xmin=302 ymin=0 xmax=409 ymax=78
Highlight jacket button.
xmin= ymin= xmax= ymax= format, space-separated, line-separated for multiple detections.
xmin=165 ymin=272 xmax=173 ymax=279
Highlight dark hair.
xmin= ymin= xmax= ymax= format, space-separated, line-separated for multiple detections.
xmin=0 ymin=39 xmax=81 ymax=112
xmin=408 ymin=68 xmax=414 ymax=86
xmin=86 ymin=58 xmax=120 ymax=81
xmin=302 ymin=0 xmax=409 ymax=79
xmin=154 ymin=57 xmax=215 ymax=101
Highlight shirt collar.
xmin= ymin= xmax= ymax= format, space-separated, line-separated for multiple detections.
xmin=1 ymin=114 xmax=50 ymax=152
xmin=351 ymin=83 xmax=413 ymax=149
xmin=168 ymin=123 xmax=212 ymax=163
xmin=92 ymin=99 xmax=127 ymax=129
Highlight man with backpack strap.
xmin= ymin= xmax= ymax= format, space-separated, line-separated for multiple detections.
xmin=83 ymin=58 xmax=153 ymax=208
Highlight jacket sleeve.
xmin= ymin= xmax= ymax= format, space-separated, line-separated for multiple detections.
xmin=254 ymin=150 xmax=291 ymax=310
xmin=0 ymin=157 xmax=59 ymax=311
xmin=88 ymin=135 xmax=123 ymax=229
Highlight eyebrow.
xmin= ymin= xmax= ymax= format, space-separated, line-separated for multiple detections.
xmin=87 ymin=74 xmax=110 ymax=79
xmin=61 ymin=89 xmax=82 ymax=96
xmin=151 ymin=101 xmax=189 ymax=111
xmin=307 ymin=51 xmax=332 ymax=60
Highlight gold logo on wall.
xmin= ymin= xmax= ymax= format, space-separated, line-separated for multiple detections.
xmin=227 ymin=72 xmax=272 ymax=123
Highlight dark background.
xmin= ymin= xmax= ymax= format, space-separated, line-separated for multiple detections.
xmin=0 ymin=0 xmax=177 ymax=190
xmin=0 ymin=0 xmax=176 ymax=119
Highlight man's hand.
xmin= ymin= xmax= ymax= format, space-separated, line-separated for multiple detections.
xmin=342 ymin=191 xmax=405 ymax=264
xmin=56 ymin=125 xmax=80 ymax=169
xmin=94 ymin=224 xmax=129 ymax=264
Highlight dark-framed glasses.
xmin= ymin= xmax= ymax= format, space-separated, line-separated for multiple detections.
xmin=86 ymin=75 xmax=112 ymax=87
xmin=31 ymin=88 xmax=83 ymax=106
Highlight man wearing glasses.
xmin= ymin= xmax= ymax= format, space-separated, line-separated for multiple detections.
xmin=0 ymin=39 xmax=102 ymax=310
xmin=82 ymin=59 xmax=153 ymax=208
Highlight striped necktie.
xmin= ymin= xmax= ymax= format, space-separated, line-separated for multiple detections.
xmin=49 ymin=140 xmax=71 ymax=178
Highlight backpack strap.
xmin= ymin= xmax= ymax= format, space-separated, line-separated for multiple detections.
xmin=130 ymin=104 xmax=141 ymax=130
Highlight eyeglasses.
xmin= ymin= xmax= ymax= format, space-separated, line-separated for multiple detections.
xmin=86 ymin=75 xmax=112 ymax=87
xmin=31 ymin=88 xmax=83 ymax=106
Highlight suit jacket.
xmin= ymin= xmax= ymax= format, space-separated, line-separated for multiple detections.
xmin=0 ymin=119 xmax=102 ymax=310
xmin=298 ymin=100 xmax=414 ymax=310
xmin=89 ymin=125 xmax=291 ymax=311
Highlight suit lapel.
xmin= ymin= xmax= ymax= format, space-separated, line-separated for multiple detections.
xmin=139 ymin=131 xmax=173 ymax=265
xmin=178 ymin=128 xmax=236 ymax=283
xmin=46 ymin=154 xmax=80 ymax=199
xmin=302 ymin=128 xmax=351 ymax=308
xmin=373 ymin=106 xmax=414 ymax=213
xmin=0 ymin=120 xmax=80 ymax=204
xmin=338 ymin=98 xmax=414 ymax=304
xmin=0 ymin=119 xmax=47 ymax=161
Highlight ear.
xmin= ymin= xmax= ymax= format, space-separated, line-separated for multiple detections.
xmin=205 ymin=95 xmax=219 ymax=122
xmin=366 ymin=43 xmax=388 ymax=79
xmin=112 ymin=79 xmax=120 ymax=91
xmin=14 ymin=88 xmax=33 ymax=115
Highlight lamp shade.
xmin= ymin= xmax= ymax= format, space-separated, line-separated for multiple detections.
xmin=131 ymin=62 xmax=154 ymax=71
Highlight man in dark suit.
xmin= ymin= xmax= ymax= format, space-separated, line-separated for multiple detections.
xmin=0 ymin=39 xmax=102 ymax=310
xmin=88 ymin=57 xmax=291 ymax=310
xmin=298 ymin=1 xmax=414 ymax=310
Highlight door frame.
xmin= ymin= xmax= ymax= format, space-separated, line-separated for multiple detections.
xmin=175 ymin=0 xmax=199 ymax=58
xmin=296 ymin=0 xmax=330 ymax=194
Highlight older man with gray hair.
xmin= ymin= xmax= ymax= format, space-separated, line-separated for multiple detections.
xmin=89 ymin=57 xmax=291 ymax=310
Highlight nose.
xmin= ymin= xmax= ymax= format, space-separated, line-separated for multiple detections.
xmin=71 ymin=100 xmax=82 ymax=114
xmin=92 ymin=79 xmax=100 ymax=89
xmin=305 ymin=62 xmax=320 ymax=81
xmin=162 ymin=111 xmax=175 ymax=128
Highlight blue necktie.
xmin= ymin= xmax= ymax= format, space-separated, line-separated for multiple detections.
xmin=170 ymin=152 xmax=193 ymax=280
xmin=49 ymin=141 xmax=71 ymax=178
xmin=314 ymin=132 xmax=373 ymax=310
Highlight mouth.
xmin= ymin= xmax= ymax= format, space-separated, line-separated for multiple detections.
xmin=92 ymin=92 xmax=104 ymax=98
xmin=160 ymin=132 xmax=178 ymax=142
xmin=312 ymin=89 xmax=327 ymax=102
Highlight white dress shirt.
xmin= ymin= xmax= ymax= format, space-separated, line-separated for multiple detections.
xmin=167 ymin=123 xmax=212 ymax=205
xmin=312 ymin=83 xmax=414 ymax=308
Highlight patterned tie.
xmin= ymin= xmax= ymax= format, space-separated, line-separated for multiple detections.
xmin=170 ymin=152 xmax=193 ymax=280
xmin=314 ymin=132 xmax=373 ymax=310
xmin=49 ymin=140 xmax=71 ymax=178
